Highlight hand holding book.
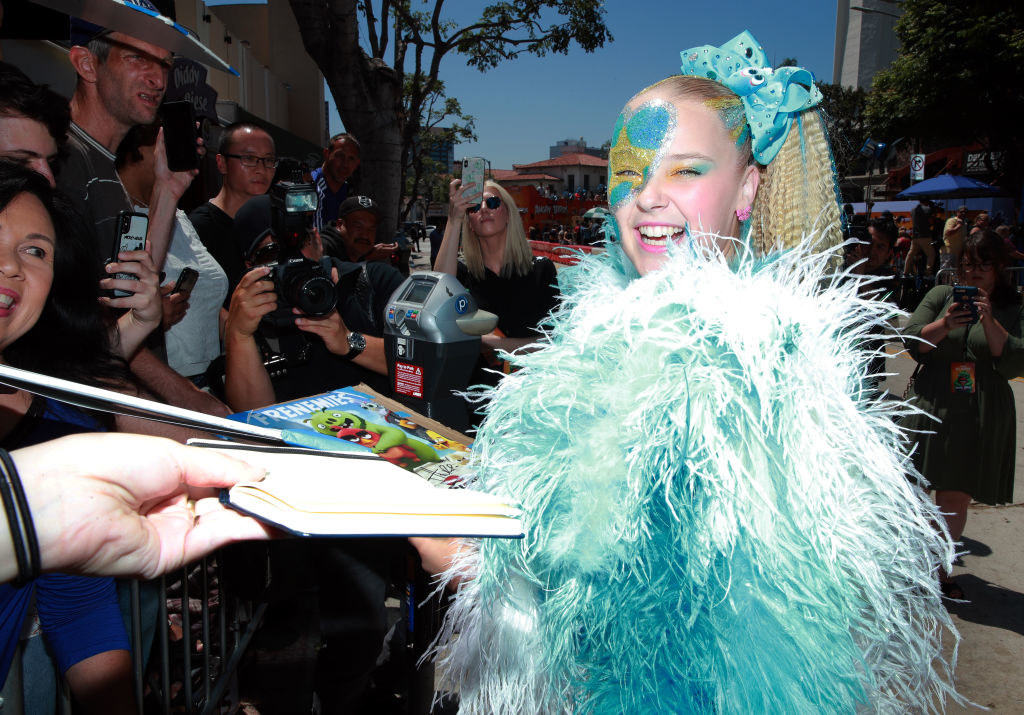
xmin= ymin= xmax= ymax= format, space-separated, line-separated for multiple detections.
xmin=193 ymin=441 xmax=523 ymax=538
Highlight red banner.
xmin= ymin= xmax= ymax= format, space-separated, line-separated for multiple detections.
xmin=505 ymin=185 xmax=604 ymax=234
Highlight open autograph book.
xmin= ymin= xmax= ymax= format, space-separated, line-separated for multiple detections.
xmin=191 ymin=440 xmax=522 ymax=538
xmin=0 ymin=364 xmax=522 ymax=539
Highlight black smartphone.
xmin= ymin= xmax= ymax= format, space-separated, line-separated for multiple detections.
xmin=952 ymin=284 xmax=979 ymax=323
xmin=110 ymin=211 xmax=148 ymax=297
xmin=161 ymin=100 xmax=199 ymax=172
xmin=173 ymin=267 xmax=199 ymax=297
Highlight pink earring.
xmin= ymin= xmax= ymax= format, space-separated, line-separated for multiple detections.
xmin=736 ymin=205 xmax=752 ymax=222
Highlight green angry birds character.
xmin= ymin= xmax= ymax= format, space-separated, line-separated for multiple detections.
xmin=305 ymin=409 xmax=354 ymax=436
xmin=304 ymin=409 xmax=442 ymax=468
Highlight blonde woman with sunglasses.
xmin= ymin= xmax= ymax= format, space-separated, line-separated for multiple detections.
xmin=434 ymin=178 xmax=560 ymax=388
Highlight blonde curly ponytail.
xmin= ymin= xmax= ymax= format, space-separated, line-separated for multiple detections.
xmin=748 ymin=110 xmax=842 ymax=254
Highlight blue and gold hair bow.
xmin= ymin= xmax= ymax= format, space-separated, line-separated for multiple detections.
xmin=679 ymin=30 xmax=822 ymax=165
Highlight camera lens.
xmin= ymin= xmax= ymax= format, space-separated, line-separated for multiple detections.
xmin=298 ymin=275 xmax=336 ymax=316
xmin=280 ymin=262 xmax=337 ymax=317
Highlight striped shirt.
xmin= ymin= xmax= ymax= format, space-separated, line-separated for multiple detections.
xmin=311 ymin=166 xmax=350 ymax=229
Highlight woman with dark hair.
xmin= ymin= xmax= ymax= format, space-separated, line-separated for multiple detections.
xmin=0 ymin=173 xmax=154 ymax=387
xmin=902 ymin=230 xmax=1024 ymax=599
xmin=0 ymin=162 xmax=145 ymax=711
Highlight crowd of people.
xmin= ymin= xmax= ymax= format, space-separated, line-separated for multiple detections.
xmin=0 ymin=10 xmax=430 ymax=708
xmin=526 ymin=217 xmax=602 ymax=247
xmin=844 ymin=199 xmax=1023 ymax=297
xmin=843 ymin=201 xmax=1024 ymax=602
xmin=0 ymin=15 xmax=1021 ymax=715
xmin=535 ymin=183 xmax=606 ymax=203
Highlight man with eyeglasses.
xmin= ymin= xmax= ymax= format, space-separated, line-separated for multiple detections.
xmin=56 ymin=12 xmax=232 ymax=420
xmin=189 ymin=123 xmax=276 ymax=298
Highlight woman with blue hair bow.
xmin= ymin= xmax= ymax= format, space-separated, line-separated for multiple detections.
xmin=419 ymin=31 xmax=959 ymax=713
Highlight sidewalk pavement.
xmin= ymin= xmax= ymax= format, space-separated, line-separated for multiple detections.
xmin=882 ymin=348 xmax=1024 ymax=712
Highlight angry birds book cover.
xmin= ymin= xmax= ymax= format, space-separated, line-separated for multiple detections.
xmin=229 ymin=385 xmax=472 ymax=488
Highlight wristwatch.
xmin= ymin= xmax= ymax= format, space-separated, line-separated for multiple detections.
xmin=342 ymin=331 xmax=366 ymax=361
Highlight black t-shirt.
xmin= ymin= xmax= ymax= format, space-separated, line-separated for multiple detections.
xmin=188 ymin=202 xmax=246 ymax=305
xmin=264 ymin=260 xmax=405 ymax=401
xmin=456 ymin=257 xmax=560 ymax=338
xmin=56 ymin=123 xmax=132 ymax=262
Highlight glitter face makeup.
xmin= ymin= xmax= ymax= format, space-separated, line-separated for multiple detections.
xmin=704 ymin=96 xmax=751 ymax=149
xmin=608 ymin=100 xmax=677 ymax=212
xmin=609 ymin=94 xmax=759 ymax=277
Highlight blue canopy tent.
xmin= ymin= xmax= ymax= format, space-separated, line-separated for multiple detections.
xmin=895 ymin=174 xmax=1003 ymax=200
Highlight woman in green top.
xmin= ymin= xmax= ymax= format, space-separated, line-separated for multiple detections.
xmin=903 ymin=230 xmax=1024 ymax=598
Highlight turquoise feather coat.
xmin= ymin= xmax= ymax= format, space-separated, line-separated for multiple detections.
xmin=432 ymin=241 xmax=959 ymax=714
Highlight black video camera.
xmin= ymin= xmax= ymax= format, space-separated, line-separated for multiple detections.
xmin=261 ymin=182 xmax=339 ymax=328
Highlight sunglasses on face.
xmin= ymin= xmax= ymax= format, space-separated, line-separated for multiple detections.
xmin=95 ymin=35 xmax=174 ymax=71
xmin=467 ymin=195 xmax=502 ymax=214
xmin=249 ymin=241 xmax=281 ymax=266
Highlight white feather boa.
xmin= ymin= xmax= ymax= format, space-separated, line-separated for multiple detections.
xmin=431 ymin=240 xmax=960 ymax=714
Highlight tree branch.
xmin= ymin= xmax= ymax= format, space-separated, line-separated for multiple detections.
xmin=379 ymin=0 xmax=391 ymax=58
xmin=362 ymin=0 xmax=380 ymax=57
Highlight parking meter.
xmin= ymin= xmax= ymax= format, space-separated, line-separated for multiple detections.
xmin=384 ymin=272 xmax=497 ymax=431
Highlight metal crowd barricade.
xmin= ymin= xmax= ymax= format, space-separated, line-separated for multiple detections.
xmin=0 ymin=554 xmax=260 ymax=714
xmin=934 ymin=266 xmax=1024 ymax=291
xmin=1 ymin=547 xmax=438 ymax=711
xmin=126 ymin=553 xmax=268 ymax=715
xmin=123 ymin=546 xmax=440 ymax=714
xmin=897 ymin=266 xmax=1024 ymax=314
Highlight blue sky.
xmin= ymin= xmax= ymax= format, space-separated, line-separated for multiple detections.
xmin=326 ymin=1 xmax=838 ymax=169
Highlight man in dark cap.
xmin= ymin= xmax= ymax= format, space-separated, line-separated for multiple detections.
xmin=323 ymin=195 xmax=399 ymax=264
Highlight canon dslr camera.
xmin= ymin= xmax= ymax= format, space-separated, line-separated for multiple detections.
xmin=269 ymin=256 xmax=336 ymax=317
xmin=259 ymin=182 xmax=338 ymax=328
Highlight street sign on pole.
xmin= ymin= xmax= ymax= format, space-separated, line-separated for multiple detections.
xmin=910 ymin=154 xmax=925 ymax=182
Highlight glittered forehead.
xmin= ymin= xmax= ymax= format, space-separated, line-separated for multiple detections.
xmin=614 ymin=100 xmax=675 ymax=152
xmin=703 ymin=96 xmax=750 ymax=148
xmin=607 ymin=99 xmax=677 ymax=211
